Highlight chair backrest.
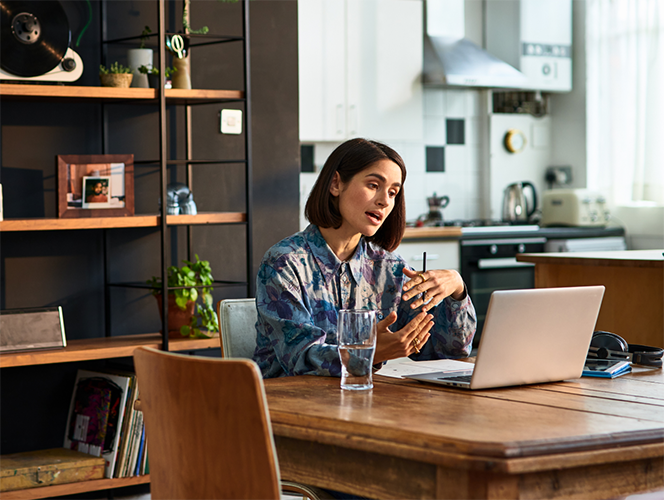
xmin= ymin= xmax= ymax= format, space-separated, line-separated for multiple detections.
xmin=133 ymin=346 xmax=280 ymax=500
xmin=218 ymin=298 xmax=258 ymax=359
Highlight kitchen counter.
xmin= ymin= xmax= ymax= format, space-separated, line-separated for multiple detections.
xmin=402 ymin=225 xmax=625 ymax=241
xmin=517 ymin=249 xmax=664 ymax=347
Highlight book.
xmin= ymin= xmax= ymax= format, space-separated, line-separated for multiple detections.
xmin=113 ymin=375 xmax=137 ymax=478
xmin=64 ymin=370 xmax=132 ymax=478
xmin=583 ymin=360 xmax=632 ymax=378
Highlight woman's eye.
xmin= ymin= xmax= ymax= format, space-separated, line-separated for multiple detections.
xmin=368 ymin=183 xmax=378 ymax=189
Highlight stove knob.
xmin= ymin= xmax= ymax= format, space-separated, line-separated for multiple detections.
xmin=517 ymin=244 xmax=526 ymax=253
xmin=489 ymin=244 xmax=498 ymax=255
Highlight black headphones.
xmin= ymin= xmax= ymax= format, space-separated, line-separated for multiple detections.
xmin=588 ymin=331 xmax=663 ymax=368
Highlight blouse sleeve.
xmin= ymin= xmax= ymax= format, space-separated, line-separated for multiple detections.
xmin=255 ymin=262 xmax=342 ymax=377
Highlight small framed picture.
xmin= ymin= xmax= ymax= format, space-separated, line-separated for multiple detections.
xmin=56 ymin=154 xmax=134 ymax=218
xmin=82 ymin=176 xmax=112 ymax=209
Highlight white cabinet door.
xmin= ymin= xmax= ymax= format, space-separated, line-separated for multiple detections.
xmin=299 ymin=0 xmax=347 ymax=142
xmin=396 ymin=240 xmax=460 ymax=272
xmin=299 ymin=0 xmax=423 ymax=143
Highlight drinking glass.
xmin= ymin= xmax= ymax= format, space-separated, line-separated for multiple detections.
xmin=338 ymin=309 xmax=378 ymax=391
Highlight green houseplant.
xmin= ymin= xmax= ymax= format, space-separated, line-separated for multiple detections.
xmin=138 ymin=64 xmax=177 ymax=89
xmin=99 ymin=62 xmax=133 ymax=87
xmin=147 ymin=255 xmax=219 ymax=338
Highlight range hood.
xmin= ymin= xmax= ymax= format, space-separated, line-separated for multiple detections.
xmin=423 ymin=0 xmax=528 ymax=89
xmin=423 ymin=35 xmax=528 ymax=88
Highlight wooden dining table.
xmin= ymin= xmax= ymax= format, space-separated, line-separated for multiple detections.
xmin=263 ymin=366 xmax=664 ymax=499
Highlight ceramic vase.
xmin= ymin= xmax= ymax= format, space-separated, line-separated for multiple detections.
xmin=172 ymin=55 xmax=192 ymax=89
xmin=127 ymin=48 xmax=153 ymax=88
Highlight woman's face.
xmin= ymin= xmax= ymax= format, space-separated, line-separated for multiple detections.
xmin=331 ymin=159 xmax=402 ymax=238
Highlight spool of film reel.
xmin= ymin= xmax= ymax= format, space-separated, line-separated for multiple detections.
xmin=0 ymin=0 xmax=70 ymax=77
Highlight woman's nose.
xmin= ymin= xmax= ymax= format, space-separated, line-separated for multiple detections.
xmin=376 ymin=191 xmax=389 ymax=206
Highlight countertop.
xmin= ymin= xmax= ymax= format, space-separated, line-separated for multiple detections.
xmin=402 ymin=225 xmax=625 ymax=241
xmin=517 ymin=249 xmax=664 ymax=267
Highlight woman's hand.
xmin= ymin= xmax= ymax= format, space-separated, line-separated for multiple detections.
xmin=402 ymin=268 xmax=465 ymax=312
xmin=374 ymin=311 xmax=433 ymax=363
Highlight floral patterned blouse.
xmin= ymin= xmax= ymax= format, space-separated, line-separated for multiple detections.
xmin=253 ymin=225 xmax=477 ymax=378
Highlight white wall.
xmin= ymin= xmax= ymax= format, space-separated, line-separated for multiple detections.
xmin=549 ymin=0 xmax=587 ymax=189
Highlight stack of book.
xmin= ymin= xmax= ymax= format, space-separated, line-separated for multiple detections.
xmin=63 ymin=369 xmax=148 ymax=478
xmin=582 ymin=360 xmax=632 ymax=379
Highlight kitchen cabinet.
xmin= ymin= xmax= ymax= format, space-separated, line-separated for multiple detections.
xmin=0 ymin=1 xmax=251 ymax=497
xmin=298 ymin=0 xmax=423 ymax=143
xmin=397 ymin=240 xmax=459 ymax=272
xmin=517 ymin=250 xmax=663 ymax=349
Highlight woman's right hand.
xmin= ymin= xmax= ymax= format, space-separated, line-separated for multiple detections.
xmin=373 ymin=311 xmax=433 ymax=363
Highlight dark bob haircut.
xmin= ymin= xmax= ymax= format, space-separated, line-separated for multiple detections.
xmin=305 ymin=138 xmax=407 ymax=252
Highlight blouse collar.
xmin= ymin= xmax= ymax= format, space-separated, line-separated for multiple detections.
xmin=304 ymin=225 xmax=366 ymax=286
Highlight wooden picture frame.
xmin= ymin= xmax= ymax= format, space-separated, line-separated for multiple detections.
xmin=56 ymin=154 xmax=134 ymax=218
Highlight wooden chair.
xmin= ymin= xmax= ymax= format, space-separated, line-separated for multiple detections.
xmin=133 ymin=347 xmax=324 ymax=500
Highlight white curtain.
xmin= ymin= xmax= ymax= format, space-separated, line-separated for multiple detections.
xmin=586 ymin=0 xmax=664 ymax=206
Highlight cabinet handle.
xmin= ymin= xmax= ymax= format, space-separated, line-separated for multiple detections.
xmin=412 ymin=254 xmax=439 ymax=261
xmin=336 ymin=104 xmax=344 ymax=134
xmin=478 ymin=258 xmax=534 ymax=269
xmin=348 ymin=104 xmax=357 ymax=135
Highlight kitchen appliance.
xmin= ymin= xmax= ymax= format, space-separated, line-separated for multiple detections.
xmin=502 ymin=181 xmax=538 ymax=223
xmin=416 ymin=193 xmax=450 ymax=226
xmin=485 ymin=0 xmax=573 ymax=92
xmin=541 ymin=189 xmax=610 ymax=227
xmin=423 ymin=0 xmax=527 ymax=89
xmin=460 ymin=233 xmax=546 ymax=348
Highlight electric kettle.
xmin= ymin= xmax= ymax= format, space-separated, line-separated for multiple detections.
xmin=502 ymin=182 xmax=537 ymax=222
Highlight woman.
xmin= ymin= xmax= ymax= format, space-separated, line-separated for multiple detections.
xmin=254 ymin=138 xmax=476 ymax=378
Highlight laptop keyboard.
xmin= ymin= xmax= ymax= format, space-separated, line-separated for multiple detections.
xmin=438 ymin=374 xmax=473 ymax=383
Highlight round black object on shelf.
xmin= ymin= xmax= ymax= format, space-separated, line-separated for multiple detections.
xmin=0 ymin=0 xmax=70 ymax=77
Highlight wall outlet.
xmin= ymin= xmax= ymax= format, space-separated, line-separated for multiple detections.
xmin=545 ymin=166 xmax=572 ymax=186
xmin=220 ymin=109 xmax=242 ymax=134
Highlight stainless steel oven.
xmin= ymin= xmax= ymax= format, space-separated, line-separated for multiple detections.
xmin=460 ymin=235 xmax=546 ymax=347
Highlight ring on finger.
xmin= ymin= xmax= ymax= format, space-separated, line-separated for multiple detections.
xmin=411 ymin=337 xmax=421 ymax=353
xmin=418 ymin=273 xmax=427 ymax=283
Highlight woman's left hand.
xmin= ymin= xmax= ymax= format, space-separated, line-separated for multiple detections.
xmin=402 ymin=268 xmax=466 ymax=312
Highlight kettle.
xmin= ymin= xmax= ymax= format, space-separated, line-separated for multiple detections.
xmin=416 ymin=192 xmax=450 ymax=226
xmin=502 ymin=182 xmax=537 ymax=223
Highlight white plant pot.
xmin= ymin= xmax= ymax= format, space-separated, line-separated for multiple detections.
xmin=127 ymin=48 xmax=153 ymax=88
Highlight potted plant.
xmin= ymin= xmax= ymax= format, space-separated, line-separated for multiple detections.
xmin=128 ymin=26 xmax=153 ymax=88
xmin=138 ymin=64 xmax=177 ymax=89
xmin=99 ymin=62 xmax=133 ymax=88
xmin=147 ymin=255 xmax=219 ymax=338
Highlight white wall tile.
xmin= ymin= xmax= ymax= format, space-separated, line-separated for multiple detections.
xmin=424 ymin=117 xmax=446 ymax=145
xmin=444 ymin=90 xmax=467 ymax=117
xmin=423 ymin=88 xmax=445 ymax=117
xmin=443 ymin=145 xmax=466 ymax=175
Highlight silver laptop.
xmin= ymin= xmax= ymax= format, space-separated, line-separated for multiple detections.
xmin=405 ymin=286 xmax=605 ymax=390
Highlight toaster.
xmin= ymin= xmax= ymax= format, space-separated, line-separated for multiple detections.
xmin=541 ymin=189 xmax=610 ymax=227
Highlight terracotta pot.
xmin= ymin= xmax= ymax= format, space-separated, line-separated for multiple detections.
xmin=99 ymin=73 xmax=133 ymax=88
xmin=155 ymin=294 xmax=196 ymax=338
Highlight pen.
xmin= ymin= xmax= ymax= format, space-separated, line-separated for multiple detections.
xmin=422 ymin=251 xmax=427 ymax=273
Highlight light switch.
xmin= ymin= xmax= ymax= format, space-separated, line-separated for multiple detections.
xmin=220 ymin=109 xmax=242 ymax=134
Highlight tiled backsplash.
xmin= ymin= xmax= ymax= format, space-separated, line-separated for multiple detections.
xmin=300 ymin=88 xmax=553 ymax=229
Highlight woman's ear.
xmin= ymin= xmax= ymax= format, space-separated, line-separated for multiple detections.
xmin=329 ymin=172 xmax=341 ymax=197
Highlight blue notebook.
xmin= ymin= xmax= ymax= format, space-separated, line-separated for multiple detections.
xmin=583 ymin=360 xmax=631 ymax=378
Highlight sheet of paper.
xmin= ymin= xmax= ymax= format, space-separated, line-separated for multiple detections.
xmin=375 ymin=357 xmax=475 ymax=379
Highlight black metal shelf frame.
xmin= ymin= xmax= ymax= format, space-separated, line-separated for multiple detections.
xmin=100 ymin=0 xmax=253 ymax=350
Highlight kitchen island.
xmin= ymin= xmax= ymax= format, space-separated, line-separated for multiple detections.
xmin=517 ymin=250 xmax=664 ymax=348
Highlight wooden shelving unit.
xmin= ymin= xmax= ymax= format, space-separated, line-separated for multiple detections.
xmin=0 ymin=334 xmax=220 ymax=368
xmin=0 ymin=213 xmax=246 ymax=231
xmin=0 ymin=474 xmax=151 ymax=500
xmin=0 ymin=1 xmax=253 ymax=497
xmin=0 ymin=84 xmax=243 ymax=103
